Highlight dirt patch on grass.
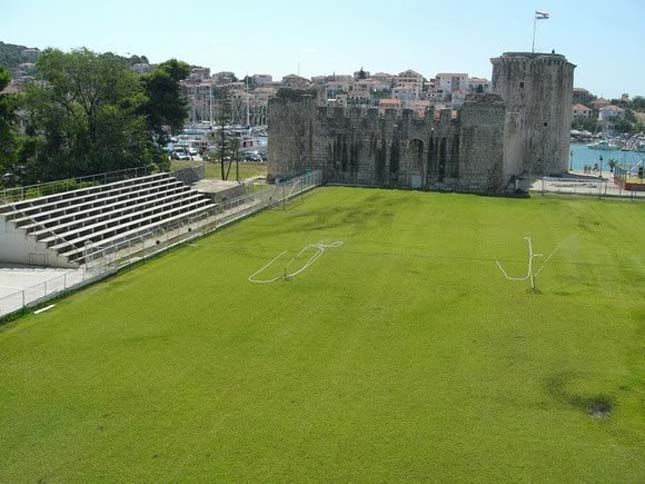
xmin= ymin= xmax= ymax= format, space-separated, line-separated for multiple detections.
xmin=546 ymin=372 xmax=615 ymax=420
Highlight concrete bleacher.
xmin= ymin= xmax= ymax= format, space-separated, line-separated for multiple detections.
xmin=0 ymin=172 xmax=217 ymax=267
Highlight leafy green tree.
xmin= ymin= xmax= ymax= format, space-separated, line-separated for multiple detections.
xmin=127 ymin=54 xmax=149 ymax=65
xmin=208 ymin=86 xmax=240 ymax=180
xmin=0 ymin=41 xmax=39 ymax=71
xmin=630 ymin=96 xmax=645 ymax=111
xmin=139 ymin=59 xmax=190 ymax=170
xmin=0 ymin=67 xmax=19 ymax=185
xmin=573 ymin=89 xmax=596 ymax=106
xmin=214 ymin=102 xmax=239 ymax=181
xmin=612 ymin=118 xmax=634 ymax=134
xmin=23 ymin=48 xmax=151 ymax=181
xmin=572 ymin=114 xmax=599 ymax=132
xmin=139 ymin=59 xmax=190 ymax=143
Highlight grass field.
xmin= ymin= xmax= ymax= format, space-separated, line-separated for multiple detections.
xmin=1 ymin=187 xmax=644 ymax=482
xmin=171 ymin=159 xmax=267 ymax=180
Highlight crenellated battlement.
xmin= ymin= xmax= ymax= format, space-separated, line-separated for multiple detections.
xmin=267 ymin=49 xmax=573 ymax=193
xmin=491 ymin=51 xmax=575 ymax=176
xmin=316 ymin=105 xmax=433 ymax=124
xmin=491 ymin=52 xmax=574 ymax=67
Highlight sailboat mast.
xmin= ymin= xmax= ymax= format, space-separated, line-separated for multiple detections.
xmin=246 ymin=76 xmax=250 ymax=127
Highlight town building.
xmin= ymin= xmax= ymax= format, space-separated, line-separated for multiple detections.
xmin=252 ymin=74 xmax=273 ymax=86
xmin=281 ymin=74 xmax=311 ymax=89
xmin=378 ymin=98 xmax=401 ymax=114
xmin=181 ymin=79 xmax=214 ymax=124
xmin=591 ymin=97 xmax=611 ymax=111
xmin=599 ymin=105 xmax=625 ymax=122
xmin=469 ymin=77 xmax=491 ymax=94
xmin=394 ymin=70 xmax=424 ymax=98
xmin=213 ymin=71 xmax=237 ymax=85
xmin=20 ymin=48 xmax=40 ymax=62
xmin=572 ymin=103 xmax=592 ymax=120
xmin=371 ymin=72 xmax=395 ymax=85
xmin=189 ymin=67 xmax=211 ymax=81
xmin=435 ymin=73 xmax=470 ymax=99
xmin=131 ymin=63 xmax=152 ymax=75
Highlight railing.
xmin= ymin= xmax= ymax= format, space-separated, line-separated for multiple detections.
xmin=0 ymin=170 xmax=322 ymax=320
xmin=1 ymin=166 xmax=151 ymax=206
xmin=10 ymin=205 xmax=85 ymax=262
xmin=0 ymin=269 xmax=105 ymax=319
xmin=528 ymin=175 xmax=645 ymax=199
xmin=83 ymin=170 xmax=322 ymax=270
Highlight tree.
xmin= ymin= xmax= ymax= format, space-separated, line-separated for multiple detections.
xmin=208 ymin=88 xmax=242 ymax=180
xmin=573 ymin=89 xmax=596 ymax=106
xmin=613 ymin=116 xmax=636 ymax=134
xmin=0 ymin=67 xmax=19 ymax=186
xmin=630 ymin=96 xmax=645 ymax=111
xmin=572 ymin=114 xmax=599 ymax=132
xmin=243 ymin=75 xmax=256 ymax=90
xmin=127 ymin=54 xmax=149 ymax=65
xmin=215 ymin=109 xmax=239 ymax=181
xmin=22 ymin=48 xmax=151 ymax=182
xmin=139 ymin=59 xmax=190 ymax=169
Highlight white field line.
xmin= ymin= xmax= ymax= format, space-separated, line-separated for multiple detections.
xmin=248 ymin=241 xmax=343 ymax=284
xmin=34 ymin=304 xmax=55 ymax=314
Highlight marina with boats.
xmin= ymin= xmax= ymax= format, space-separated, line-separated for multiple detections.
xmin=571 ymin=130 xmax=645 ymax=152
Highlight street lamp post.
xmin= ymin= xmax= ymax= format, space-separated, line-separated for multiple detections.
xmin=599 ymin=155 xmax=603 ymax=178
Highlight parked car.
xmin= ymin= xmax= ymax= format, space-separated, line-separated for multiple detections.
xmin=243 ymin=152 xmax=263 ymax=162
xmin=172 ymin=151 xmax=190 ymax=161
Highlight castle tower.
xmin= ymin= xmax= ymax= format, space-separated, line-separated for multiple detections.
xmin=267 ymin=89 xmax=319 ymax=181
xmin=491 ymin=52 xmax=575 ymax=176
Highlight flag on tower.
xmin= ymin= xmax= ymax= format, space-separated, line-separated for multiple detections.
xmin=535 ymin=11 xmax=550 ymax=20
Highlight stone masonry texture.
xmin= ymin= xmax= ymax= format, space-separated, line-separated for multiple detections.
xmin=268 ymin=52 xmax=575 ymax=192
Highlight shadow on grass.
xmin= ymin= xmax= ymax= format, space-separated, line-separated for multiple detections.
xmin=546 ymin=372 xmax=615 ymax=420
xmin=270 ymin=195 xmax=403 ymax=236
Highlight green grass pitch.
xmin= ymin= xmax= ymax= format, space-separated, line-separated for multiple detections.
xmin=1 ymin=187 xmax=644 ymax=482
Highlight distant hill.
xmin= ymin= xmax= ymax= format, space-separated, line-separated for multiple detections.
xmin=0 ymin=41 xmax=40 ymax=72
xmin=0 ymin=41 xmax=150 ymax=75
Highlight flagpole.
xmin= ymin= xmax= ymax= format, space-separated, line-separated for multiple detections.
xmin=532 ymin=12 xmax=537 ymax=53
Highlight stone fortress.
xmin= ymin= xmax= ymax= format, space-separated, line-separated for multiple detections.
xmin=267 ymin=52 xmax=575 ymax=192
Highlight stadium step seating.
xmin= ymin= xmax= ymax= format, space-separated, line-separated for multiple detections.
xmin=0 ymin=172 xmax=216 ymax=267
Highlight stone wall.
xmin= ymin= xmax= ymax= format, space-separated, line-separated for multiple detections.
xmin=491 ymin=52 xmax=575 ymax=176
xmin=267 ymin=89 xmax=318 ymax=180
xmin=455 ymin=94 xmax=506 ymax=192
xmin=171 ymin=165 xmax=205 ymax=185
xmin=268 ymin=89 xmax=507 ymax=192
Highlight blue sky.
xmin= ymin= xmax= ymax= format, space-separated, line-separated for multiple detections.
xmin=4 ymin=0 xmax=643 ymax=98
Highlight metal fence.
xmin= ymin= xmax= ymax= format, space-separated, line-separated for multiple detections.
xmin=528 ymin=176 xmax=645 ymax=200
xmin=1 ymin=167 xmax=151 ymax=206
xmin=0 ymin=170 xmax=322 ymax=320
xmin=534 ymin=176 xmax=609 ymax=197
xmin=84 ymin=169 xmax=322 ymax=271
xmin=0 ymin=269 xmax=112 ymax=318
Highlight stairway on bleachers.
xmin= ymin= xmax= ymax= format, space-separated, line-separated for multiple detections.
xmin=0 ymin=172 xmax=216 ymax=267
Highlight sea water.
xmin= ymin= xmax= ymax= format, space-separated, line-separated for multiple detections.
xmin=569 ymin=143 xmax=643 ymax=171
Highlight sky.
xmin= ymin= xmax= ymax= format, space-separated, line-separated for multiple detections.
xmin=3 ymin=0 xmax=643 ymax=98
